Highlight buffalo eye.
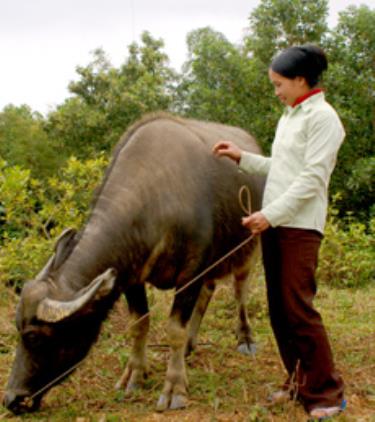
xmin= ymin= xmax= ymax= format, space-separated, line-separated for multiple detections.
xmin=22 ymin=328 xmax=48 ymax=351
xmin=23 ymin=333 xmax=40 ymax=349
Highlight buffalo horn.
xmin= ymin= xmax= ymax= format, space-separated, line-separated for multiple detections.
xmin=36 ymin=268 xmax=117 ymax=323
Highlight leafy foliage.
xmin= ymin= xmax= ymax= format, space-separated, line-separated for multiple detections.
xmin=45 ymin=32 xmax=178 ymax=157
xmin=346 ymin=156 xmax=375 ymax=220
xmin=245 ymin=0 xmax=329 ymax=65
xmin=318 ymin=198 xmax=375 ymax=288
xmin=0 ymin=160 xmax=372 ymax=293
xmin=0 ymin=156 xmax=107 ymax=291
xmin=244 ymin=2 xmax=374 ymax=221
xmin=177 ymin=27 xmax=279 ymax=153
xmin=0 ymin=105 xmax=60 ymax=178
xmin=0 ymin=1 xmax=373 ymax=292
xmin=1 ymin=2 xmax=373 ymax=220
xmin=323 ymin=5 xmax=375 ymax=220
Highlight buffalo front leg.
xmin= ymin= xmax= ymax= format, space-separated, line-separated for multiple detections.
xmin=156 ymin=280 xmax=203 ymax=411
xmin=115 ymin=284 xmax=150 ymax=394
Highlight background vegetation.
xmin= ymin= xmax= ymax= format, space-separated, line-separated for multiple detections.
xmin=0 ymin=1 xmax=373 ymax=222
xmin=0 ymin=0 xmax=374 ymax=420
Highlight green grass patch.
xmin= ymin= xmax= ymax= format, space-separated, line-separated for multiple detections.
xmin=1 ymin=272 xmax=374 ymax=421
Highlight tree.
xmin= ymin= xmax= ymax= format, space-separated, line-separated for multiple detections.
xmin=46 ymin=32 xmax=177 ymax=157
xmin=324 ymin=5 xmax=375 ymax=219
xmin=178 ymin=28 xmax=247 ymax=121
xmin=177 ymin=27 xmax=279 ymax=152
xmin=178 ymin=1 xmax=331 ymax=153
xmin=242 ymin=1 xmax=374 ymax=221
xmin=0 ymin=105 xmax=60 ymax=178
xmin=246 ymin=0 xmax=329 ymax=65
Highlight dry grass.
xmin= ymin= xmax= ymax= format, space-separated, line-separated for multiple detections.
xmin=0 ymin=266 xmax=374 ymax=422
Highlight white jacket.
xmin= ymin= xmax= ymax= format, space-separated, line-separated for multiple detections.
xmin=239 ymin=92 xmax=345 ymax=234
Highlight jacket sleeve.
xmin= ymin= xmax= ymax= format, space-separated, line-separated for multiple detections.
xmin=238 ymin=152 xmax=271 ymax=176
xmin=261 ymin=111 xmax=345 ymax=227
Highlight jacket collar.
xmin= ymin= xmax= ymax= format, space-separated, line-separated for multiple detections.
xmin=285 ymin=91 xmax=325 ymax=114
xmin=292 ymin=88 xmax=323 ymax=108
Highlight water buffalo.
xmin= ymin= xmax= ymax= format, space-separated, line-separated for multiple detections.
xmin=3 ymin=113 xmax=264 ymax=414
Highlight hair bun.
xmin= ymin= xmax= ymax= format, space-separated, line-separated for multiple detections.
xmin=299 ymin=44 xmax=328 ymax=73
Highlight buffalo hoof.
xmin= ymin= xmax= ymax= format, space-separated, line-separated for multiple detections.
xmin=156 ymin=393 xmax=188 ymax=412
xmin=237 ymin=342 xmax=256 ymax=356
xmin=156 ymin=394 xmax=169 ymax=412
xmin=123 ymin=381 xmax=142 ymax=396
xmin=115 ymin=378 xmax=144 ymax=394
xmin=170 ymin=394 xmax=188 ymax=410
xmin=114 ymin=365 xmax=147 ymax=394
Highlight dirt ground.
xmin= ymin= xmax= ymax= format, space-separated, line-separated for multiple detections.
xmin=0 ymin=273 xmax=374 ymax=421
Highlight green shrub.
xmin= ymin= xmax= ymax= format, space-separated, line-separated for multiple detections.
xmin=0 ymin=155 xmax=108 ymax=291
xmin=1 ymin=157 xmax=373 ymax=292
xmin=318 ymin=200 xmax=374 ymax=288
xmin=0 ymin=160 xmax=40 ymax=239
xmin=345 ymin=156 xmax=375 ymax=221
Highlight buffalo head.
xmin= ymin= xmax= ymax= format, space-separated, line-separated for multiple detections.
xmin=3 ymin=229 xmax=117 ymax=414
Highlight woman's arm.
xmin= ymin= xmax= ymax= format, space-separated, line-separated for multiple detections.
xmin=239 ymin=151 xmax=271 ymax=176
xmin=213 ymin=140 xmax=271 ymax=175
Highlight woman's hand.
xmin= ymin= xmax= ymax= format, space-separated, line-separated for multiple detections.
xmin=213 ymin=141 xmax=269 ymax=234
xmin=212 ymin=140 xmax=242 ymax=164
xmin=242 ymin=212 xmax=270 ymax=235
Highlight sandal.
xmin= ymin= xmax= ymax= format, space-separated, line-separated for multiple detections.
xmin=308 ymin=399 xmax=346 ymax=420
xmin=267 ymin=389 xmax=290 ymax=404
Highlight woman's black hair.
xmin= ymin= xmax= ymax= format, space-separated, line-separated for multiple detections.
xmin=270 ymin=44 xmax=328 ymax=88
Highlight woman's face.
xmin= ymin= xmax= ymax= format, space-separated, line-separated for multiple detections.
xmin=268 ymin=69 xmax=309 ymax=106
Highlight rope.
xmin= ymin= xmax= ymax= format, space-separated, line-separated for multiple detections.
xmin=26 ymin=185 xmax=254 ymax=402
xmin=238 ymin=185 xmax=252 ymax=216
xmin=23 ymin=358 xmax=85 ymax=406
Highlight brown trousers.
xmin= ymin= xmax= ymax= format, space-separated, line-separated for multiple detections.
xmin=261 ymin=227 xmax=344 ymax=412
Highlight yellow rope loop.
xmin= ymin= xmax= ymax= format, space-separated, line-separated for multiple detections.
xmin=238 ymin=185 xmax=252 ymax=216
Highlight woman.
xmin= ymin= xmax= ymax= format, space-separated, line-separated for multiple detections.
xmin=213 ymin=45 xmax=345 ymax=419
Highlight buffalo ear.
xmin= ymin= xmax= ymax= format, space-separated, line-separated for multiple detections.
xmin=53 ymin=228 xmax=77 ymax=270
xmin=36 ymin=268 xmax=117 ymax=323
xmin=35 ymin=228 xmax=77 ymax=281
xmin=35 ymin=256 xmax=56 ymax=281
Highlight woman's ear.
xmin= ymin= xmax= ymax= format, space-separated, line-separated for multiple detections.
xmin=296 ymin=76 xmax=309 ymax=88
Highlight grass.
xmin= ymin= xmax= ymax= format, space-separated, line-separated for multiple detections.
xmin=0 ymin=263 xmax=374 ymax=421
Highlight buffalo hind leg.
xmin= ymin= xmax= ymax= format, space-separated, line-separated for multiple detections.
xmin=185 ymin=279 xmax=216 ymax=356
xmin=187 ymin=271 xmax=256 ymax=357
xmin=115 ymin=283 xmax=150 ymax=394
xmin=156 ymin=279 xmax=203 ymax=411
xmin=233 ymin=247 xmax=259 ymax=355
xmin=234 ymin=239 xmax=260 ymax=355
